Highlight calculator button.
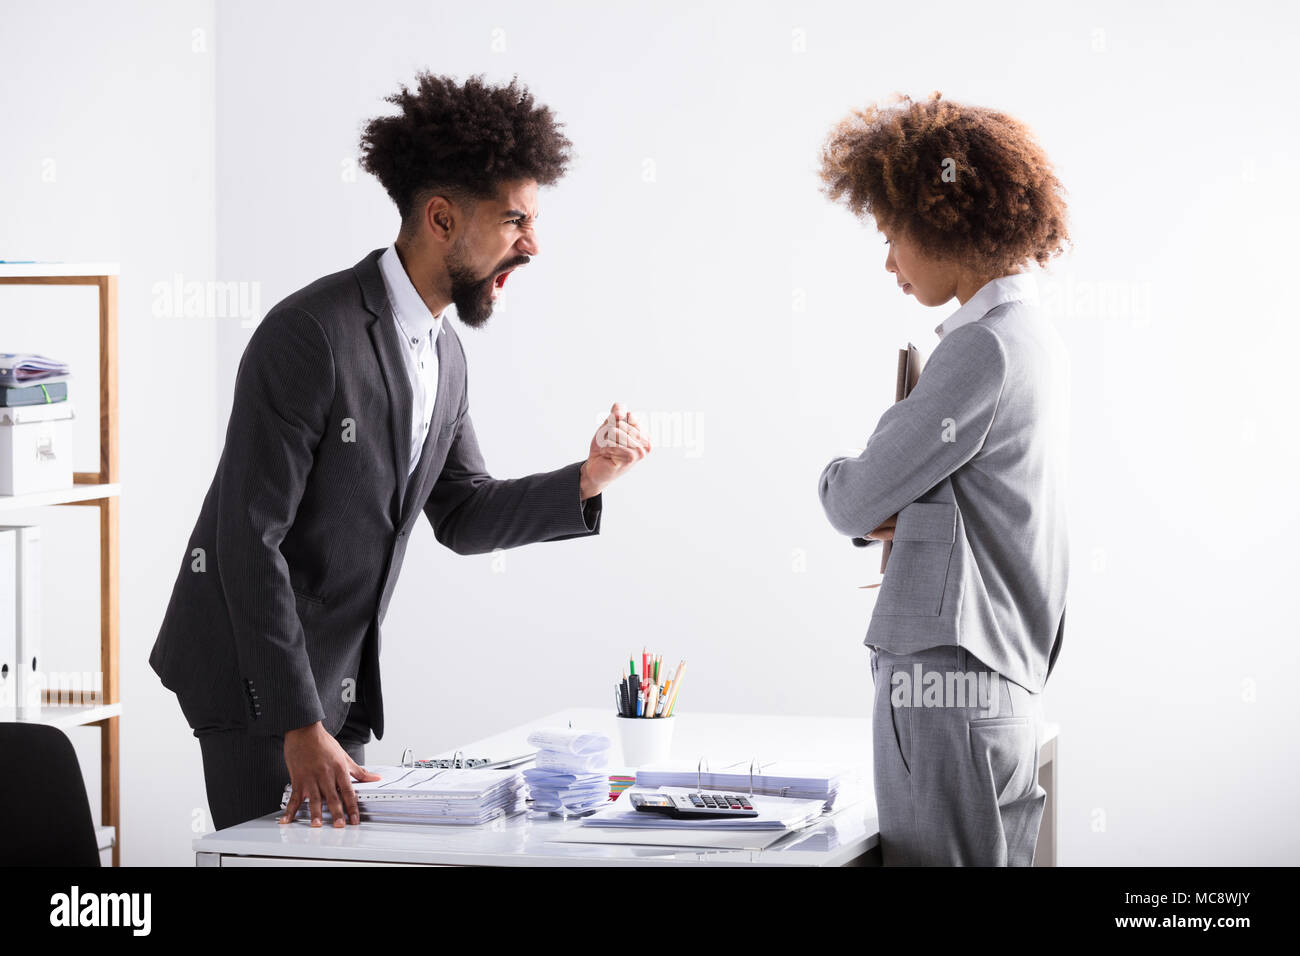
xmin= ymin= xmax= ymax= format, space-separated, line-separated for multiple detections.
xmin=689 ymin=795 xmax=705 ymax=807
xmin=702 ymin=796 xmax=718 ymax=808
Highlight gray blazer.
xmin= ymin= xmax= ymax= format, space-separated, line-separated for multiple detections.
xmin=149 ymin=248 xmax=601 ymax=740
xmin=819 ymin=287 xmax=1069 ymax=692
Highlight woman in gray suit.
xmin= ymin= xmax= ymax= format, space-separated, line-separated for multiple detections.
xmin=816 ymin=92 xmax=1071 ymax=865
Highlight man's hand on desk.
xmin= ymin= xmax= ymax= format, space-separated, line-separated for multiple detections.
xmin=580 ymin=402 xmax=652 ymax=500
xmin=280 ymin=721 xmax=381 ymax=828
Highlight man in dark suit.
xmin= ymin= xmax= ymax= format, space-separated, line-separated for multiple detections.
xmin=149 ymin=73 xmax=651 ymax=831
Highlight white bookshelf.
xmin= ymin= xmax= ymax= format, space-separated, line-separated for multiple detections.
xmin=0 ymin=262 xmax=121 ymax=864
xmin=0 ymin=262 xmax=120 ymax=278
xmin=0 ymin=701 xmax=122 ymax=729
xmin=0 ymin=483 xmax=120 ymax=511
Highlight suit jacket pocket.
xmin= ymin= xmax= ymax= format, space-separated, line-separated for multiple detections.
xmin=873 ymin=501 xmax=957 ymax=617
xmin=293 ymin=588 xmax=327 ymax=611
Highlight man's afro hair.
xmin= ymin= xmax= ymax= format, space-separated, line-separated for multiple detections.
xmin=359 ymin=72 xmax=573 ymax=222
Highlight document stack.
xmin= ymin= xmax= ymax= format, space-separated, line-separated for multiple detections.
xmin=0 ymin=353 xmax=75 ymax=495
xmin=0 ymin=352 xmax=71 ymax=405
xmin=635 ymin=761 xmax=842 ymax=811
xmin=522 ymin=727 xmax=613 ymax=816
xmin=278 ymin=765 xmax=526 ymax=826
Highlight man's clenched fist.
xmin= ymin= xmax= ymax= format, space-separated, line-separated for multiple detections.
xmin=580 ymin=402 xmax=651 ymax=500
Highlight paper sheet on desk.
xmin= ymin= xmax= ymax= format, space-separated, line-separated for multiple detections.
xmin=550 ymin=824 xmax=793 ymax=851
xmin=574 ymin=787 xmax=824 ymax=830
xmin=548 ymin=790 xmax=811 ymax=849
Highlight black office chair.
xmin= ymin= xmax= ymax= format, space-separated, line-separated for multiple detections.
xmin=0 ymin=723 xmax=101 ymax=865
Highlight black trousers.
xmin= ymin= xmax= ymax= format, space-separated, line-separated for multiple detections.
xmin=195 ymin=696 xmax=371 ymax=831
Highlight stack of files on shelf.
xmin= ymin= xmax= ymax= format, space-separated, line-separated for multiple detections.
xmin=0 ymin=381 xmax=68 ymax=406
xmin=579 ymin=787 xmax=827 ymax=832
xmin=635 ymin=761 xmax=842 ymax=811
xmin=1 ymin=353 xmax=72 ymax=410
xmin=0 ymin=353 xmax=70 ymax=388
xmin=278 ymin=765 xmax=526 ymax=826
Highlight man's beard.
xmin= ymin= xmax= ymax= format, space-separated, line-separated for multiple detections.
xmin=445 ymin=241 xmax=526 ymax=329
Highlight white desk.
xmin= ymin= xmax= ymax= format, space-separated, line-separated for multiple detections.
xmin=194 ymin=707 xmax=1060 ymax=867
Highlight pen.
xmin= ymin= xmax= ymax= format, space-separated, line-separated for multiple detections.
xmin=666 ymin=660 xmax=686 ymax=717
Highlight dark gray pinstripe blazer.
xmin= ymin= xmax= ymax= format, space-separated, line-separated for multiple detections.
xmin=149 ymin=248 xmax=601 ymax=740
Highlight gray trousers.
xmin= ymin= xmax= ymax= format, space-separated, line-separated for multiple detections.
xmin=195 ymin=697 xmax=370 ymax=831
xmin=869 ymin=643 xmax=1046 ymax=866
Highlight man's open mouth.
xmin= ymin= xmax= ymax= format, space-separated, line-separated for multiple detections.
xmin=490 ymin=268 xmax=514 ymax=298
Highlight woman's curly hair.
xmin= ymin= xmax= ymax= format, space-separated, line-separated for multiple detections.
xmin=359 ymin=72 xmax=573 ymax=226
xmin=819 ymin=92 xmax=1070 ymax=275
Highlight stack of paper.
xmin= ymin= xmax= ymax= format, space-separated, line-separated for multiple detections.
xmin=0 ymin=353 xmax=71 ymax=408
xmin=278 ymin=765 xmax=526 ymax=826
xmin=0 ymin=353 xmax=70 ymax=386
xmin=635 ymin=761 xmax=842 ymax=810
xmin=523 ymin=727 xmax=612 ymax=814
xmin=579 ymin=787 xmax=826 ymax=831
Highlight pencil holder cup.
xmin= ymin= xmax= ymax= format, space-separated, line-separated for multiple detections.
xmin=616 ymin=715 xmax=675 ymax=767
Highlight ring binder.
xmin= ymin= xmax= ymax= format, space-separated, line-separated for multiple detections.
xmin=648 ymin=755 xmax=837 ymax=809
xmin=695 ymin=757 xmax=708 ymax=793
xmin=693 ymin=757 xmax=757 ymax=798
xmin=398 ymin=746 xmax=536 ymax=770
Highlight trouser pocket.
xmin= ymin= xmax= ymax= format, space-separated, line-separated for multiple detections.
xmin=874 ymin=663 xmax=912 ymax=777
xmin=968 ymin=716 xmax=1034 ymax=804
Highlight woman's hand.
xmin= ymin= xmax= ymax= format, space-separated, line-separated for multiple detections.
xmin=866 ymin=514 xmax=898 ymax=541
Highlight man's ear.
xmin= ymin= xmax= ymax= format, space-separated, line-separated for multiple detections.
xmin=423 ymin=195 xmax=457 ymax=244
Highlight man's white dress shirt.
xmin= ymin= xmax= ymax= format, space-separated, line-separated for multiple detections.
xmin=378 ymin=244 xmax=445 ymax=476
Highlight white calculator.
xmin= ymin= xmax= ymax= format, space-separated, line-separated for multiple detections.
xmin=630 ymin=790 xmax=759 ymax=819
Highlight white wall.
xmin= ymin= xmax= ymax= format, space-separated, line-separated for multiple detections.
xmin=0 ymin=1 xmax=217 ymax=864
xmin=5 ymin=0 xmax=1298 ymax=865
